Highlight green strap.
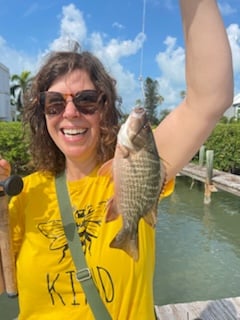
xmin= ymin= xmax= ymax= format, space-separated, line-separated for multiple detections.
xmin=55 ymin=172 xmax=112 ymax=320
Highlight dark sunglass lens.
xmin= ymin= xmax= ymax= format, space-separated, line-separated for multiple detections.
xmin=73 ymin=90 xmax=99 ymax=115
xmin=74 ymin=90 xmax=98 ymax=104
xmin=42 ymin=92 xmax=65 ymax=115
xmin=79 ymin=105 xmax=98 ymax=115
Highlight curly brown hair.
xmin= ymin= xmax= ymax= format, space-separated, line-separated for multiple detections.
xmin=23 ymin=50 xmax=122 ymax=175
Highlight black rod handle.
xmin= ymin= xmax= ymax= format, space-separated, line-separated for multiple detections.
xmin=0 ymin=175 xmax=24 ymax=196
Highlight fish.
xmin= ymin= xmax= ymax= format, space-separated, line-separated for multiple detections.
xmin=98 ymin=107 xmax=166 ymax=260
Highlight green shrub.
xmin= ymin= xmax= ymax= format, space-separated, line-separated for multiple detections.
xmin=0 ymin=121 xmax=31 ymax=175
xmin=199 ymin=123 xmax=240 ymax=173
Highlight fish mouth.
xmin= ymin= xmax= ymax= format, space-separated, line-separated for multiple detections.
xmin=130 ymin=108 xmax=149 ymax=142
xmin=131 ymin=121 xmax=148 ymax=143
xmin=118 ymin=107 xmax=149 ymax=148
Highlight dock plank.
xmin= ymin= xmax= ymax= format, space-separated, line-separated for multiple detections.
xmin=155 ymin=297 xmax=240 ymax=319
xmin=180 ymin=163 xmax=240 ymax=197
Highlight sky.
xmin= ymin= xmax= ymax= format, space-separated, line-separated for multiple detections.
xmin=0 ymin=0 xmax=239 ymax=114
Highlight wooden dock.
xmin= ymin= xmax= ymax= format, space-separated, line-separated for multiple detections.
xmin=155 ymin=296 xmax=240 ymax=319
xmin=180 ymin=163 xmax=240 ymax=197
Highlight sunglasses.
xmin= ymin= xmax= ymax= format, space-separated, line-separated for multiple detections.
xmin=39 ymin=90 xmax=103 ymax=116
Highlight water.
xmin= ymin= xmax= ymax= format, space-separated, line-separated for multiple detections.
xmin=1 ymin=175 xmax=240 ymax=318
xmin=154 ymin=175 xmax=240 ymax=306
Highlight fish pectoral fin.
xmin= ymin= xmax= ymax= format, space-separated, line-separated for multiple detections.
xmin=105 ymin=198 xmax=120 ymax=222
xmin=110 ymin=233 xmax=139 ymax=261
xmin=143 ymin=209 xmax=157 ymax=227
xmin=97 ymin=159 xmax=113 ymax=177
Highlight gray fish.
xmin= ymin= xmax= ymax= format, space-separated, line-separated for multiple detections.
xmin=99 ymin=107 xmax=166 ymax=260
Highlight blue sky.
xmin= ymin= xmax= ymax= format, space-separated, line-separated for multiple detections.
xmin=0 ymin=0 xmax=239 ymax=113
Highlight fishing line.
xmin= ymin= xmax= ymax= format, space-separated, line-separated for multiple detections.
xmin=139 ymin=0 xmax=146 ymax=104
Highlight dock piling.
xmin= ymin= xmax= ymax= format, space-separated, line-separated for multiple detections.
xmin=204 ymin=150 xmax=218 ymax=204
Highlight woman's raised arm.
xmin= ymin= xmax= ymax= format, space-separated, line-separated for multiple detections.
xmin=154 ymin=0 xmax=233 ymax=181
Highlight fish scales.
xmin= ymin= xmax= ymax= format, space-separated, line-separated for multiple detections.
xmin=116 ymin=147 xmax=160 ymax=220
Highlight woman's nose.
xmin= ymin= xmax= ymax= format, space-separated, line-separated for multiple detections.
xmin=62 ymin=100 xmax=80 ymax=118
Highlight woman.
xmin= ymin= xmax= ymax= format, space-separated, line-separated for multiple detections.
xmin=0 ymin=1 xmax=233 ymax=319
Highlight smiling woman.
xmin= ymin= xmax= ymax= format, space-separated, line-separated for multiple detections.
xmin=24 ymin=51 xmax=121 ymax=175
xmin=44 ymin=68 xmax=103 ymax=176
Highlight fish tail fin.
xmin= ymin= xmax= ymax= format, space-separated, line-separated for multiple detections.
xmin=110 ymin=232 xmax=139 ymax=261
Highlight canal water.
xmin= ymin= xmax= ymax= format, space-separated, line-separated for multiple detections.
xmin=1 ymin=175 xmax=240 ymax=318
xmin=154 ymin=175 xmax=240 ymax=306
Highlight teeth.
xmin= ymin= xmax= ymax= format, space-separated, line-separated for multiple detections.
xmin=63 ymin=128 xmax=86 ymax=135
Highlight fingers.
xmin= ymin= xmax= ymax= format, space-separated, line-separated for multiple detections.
xmin=0 ymin=156 xmax=11 ymax=179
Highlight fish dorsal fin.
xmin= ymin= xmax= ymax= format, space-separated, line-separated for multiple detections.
xmin=97 ymin=159 xmax=113 ymax=177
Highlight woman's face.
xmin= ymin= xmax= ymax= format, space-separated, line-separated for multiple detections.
xmin=45 ymin=69 xmax=101 ymax=167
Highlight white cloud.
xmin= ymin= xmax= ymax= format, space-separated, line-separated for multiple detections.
xmin=155 ymin=36 xmax=185 ymax=110
xmin=227 ymin=24 xmax=240 ymax=94
xmin=156 ymin=36 xmax=185 ymax=84
xmin=227 ymin=24 xmax=240 ymax=72
xmin=154 ymin=23 xmax=240 ymax=109
xmin=49 ymin=4 xmax=87 ymax=52
xmin=89 ymin=31 xmax=145 ymax=110
xmin=89 ymin=31 xmax=145 ymax=63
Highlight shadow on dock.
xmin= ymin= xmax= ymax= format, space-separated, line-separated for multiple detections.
xmin=155 ymin=296 xmax=240 ymax=319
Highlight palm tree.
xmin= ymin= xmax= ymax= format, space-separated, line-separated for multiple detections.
xmin=144 ymin=77 xmax=164 ymax=126
xmin=10 ymin=71 xmax=32 ymax=120
xmin=180 ymin=90 xmax=186 ymax=100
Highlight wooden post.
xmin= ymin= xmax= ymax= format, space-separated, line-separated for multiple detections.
xmin=206 ymin=150 xmax=214 ymax=184
xmin=199 ymin=145 xmax=205 ymax=167
xmin=204 ymin=150 xmax=217 ymax=204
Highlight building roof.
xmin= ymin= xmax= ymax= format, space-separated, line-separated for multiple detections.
xmin=233 ymin=93 xmax=240 ymax=106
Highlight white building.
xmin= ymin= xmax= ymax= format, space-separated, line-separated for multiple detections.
xmin=233 ymin=93 xmax=240 ymax=117
xmin=224 ymin=93 xmax=240 ymax=120
xmin=0 ymin=63 xmax=11 ymax=121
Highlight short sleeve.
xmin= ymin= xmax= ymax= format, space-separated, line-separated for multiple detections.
xmin=160 ymin=179 xmax=175 ymax=199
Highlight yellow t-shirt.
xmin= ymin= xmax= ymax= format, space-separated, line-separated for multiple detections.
xmin=9 ymin=168 xmax=174 ymax=320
